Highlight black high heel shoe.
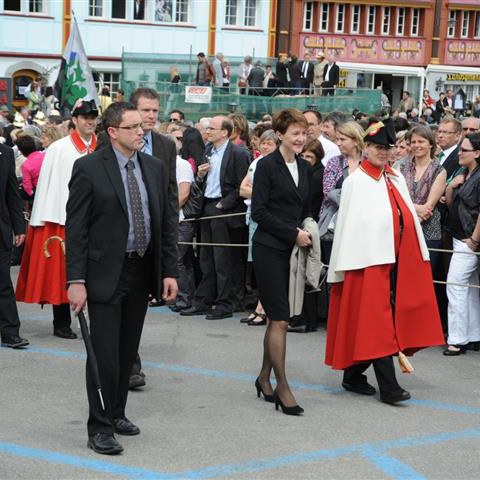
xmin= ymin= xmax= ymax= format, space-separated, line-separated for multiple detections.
xmin=255 ymin=378 xmax=275 ymax=403
xmin=273 ymin=391 xmax=304 ymax=416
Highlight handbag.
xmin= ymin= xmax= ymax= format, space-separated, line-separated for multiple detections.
xmin=182 ymin=180 xmax=204 ymax=219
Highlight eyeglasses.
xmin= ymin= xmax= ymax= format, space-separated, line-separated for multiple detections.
xmin=459 ymin=147 xmax=476 ymax=153
xmin=170 ymin=118 xmax=180 ymax=122
xmin=174 ymin=136 xmax=183 ymax=142
xmin=437 ymin=130 xmax=458 ymax=135
xmin=114 ymin=123 xmax=144 ymax=131
xmin=462 ymin=127 xmax=478 ymax=132
xmin=205 ymin=127 xmax=222 ymax=131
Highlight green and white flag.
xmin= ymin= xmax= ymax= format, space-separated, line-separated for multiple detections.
xmin=54 ymin=21 xmax=99 ymax=115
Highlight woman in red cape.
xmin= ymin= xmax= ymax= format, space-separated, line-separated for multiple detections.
xmin=325 ymin=120 xmax=444 ymax=405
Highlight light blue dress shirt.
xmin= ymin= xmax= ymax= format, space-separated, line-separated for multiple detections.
xmin=142 ymin=130 xmax=153 ymax=155
xmin=204 ymin=140 xmax=229 ymax=199
xmin=113 ymin=147 xmax=151 ymax=251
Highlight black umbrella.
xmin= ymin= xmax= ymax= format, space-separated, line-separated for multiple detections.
xmin=77 ymin=310 xmax=105 ymax=411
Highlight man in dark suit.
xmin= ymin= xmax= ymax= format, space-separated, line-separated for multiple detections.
xmin=437 ymin=117 xmax=462 ymax=179
xmin=66 ymin=102 xmax=178 ymax=455
xmin=133 ymin=0 xmax=144 ymax=19
xmin=0 ymin=144 xmax=28 ymax=348
xmin=298 ymin=52 xmax=314 ymax=94
xmin=247 ymin=62 xmax=265 ymax=96
xmin=98 ymin=88 xmax=179 ymax=389
xmin=181 ymin=116 xmax=249 ymax=319
xmin=322 ymin=56 xmax=340 ymax=96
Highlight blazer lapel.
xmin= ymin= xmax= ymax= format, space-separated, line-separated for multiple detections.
xmin=137 ymin=152 xmax=158 ymax=218
xmin=102 ymin=146 xmax=128 ymax=218
xmin=276 ymin=151 xmax=302 ymax=201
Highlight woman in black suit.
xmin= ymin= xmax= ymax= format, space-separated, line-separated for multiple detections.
xmin=251 ymin=109 xmax=312 ymax=415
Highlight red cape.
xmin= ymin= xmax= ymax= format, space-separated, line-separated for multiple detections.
xmin=325 ymin=164 xmax=444 ymax=370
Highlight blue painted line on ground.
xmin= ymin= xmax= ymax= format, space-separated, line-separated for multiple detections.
xmin=361 ymin=447 xmax=427 ymax=480
xmin=2 ymin=427 xmax=480 ymax=479
xmin=8 ymin=346 xmax=480 ymax=415
xmin=0 ymin=441 xmax=168 ymax=479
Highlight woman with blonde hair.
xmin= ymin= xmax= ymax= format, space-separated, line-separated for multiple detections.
xmin=41 ymin=124 xmax=64 ymax=149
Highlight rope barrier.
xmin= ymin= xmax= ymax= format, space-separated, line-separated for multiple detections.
xmin=180 ymin=212 xmax=247 ymax=223
xmin=429 ymin=247 xmax=480 ymax=257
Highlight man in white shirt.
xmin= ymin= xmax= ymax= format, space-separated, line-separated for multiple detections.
xmin=436 ymin=117 xmax=462 ymax=179
xmin=303 ymin=110 xmax=341 ymax=166
xmin=213 ymin=52 xmax=225 ymax=88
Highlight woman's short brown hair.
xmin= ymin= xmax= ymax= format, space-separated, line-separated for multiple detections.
xmin=409 ymin=125 xmax=437 ymax=158
xmin=272 ymin=108 xmax=308 ymax=134
xmin=302 ymin=139 xmax=325 ymax=166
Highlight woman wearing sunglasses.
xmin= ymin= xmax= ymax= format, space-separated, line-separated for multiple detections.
xmin=444 ymin=132 xmax=480 ymax=355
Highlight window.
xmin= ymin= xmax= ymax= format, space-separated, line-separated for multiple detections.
xmin=351 ymin=5 xmax=360 ymax=34
xmin=382 ymin=7 xmax=390 ymax=35
xmin=4 ymin=0 xmax=21 ymax=11
xmin=89 ymin=0 xmax=104 ymax=17
xmin=475 ymin=13 xmax=480 ymax=38
xmin=335 ymin=4 xmax=345 ymax=33
xmin=225 ymin=0 xmax=257 ymax=27
xmin=447 ymin=10 xmax=457 ymax=38
xmin=176 ymin=0 xmax=189 ymax=23
xmin=366 ymin=6 xmax=376 ymax=35
xmin=303 ymin=1 xmax=313 ymax=31
xmin=112 ymin=0 xmax=126 ymax=19
xmin=29 ymin=0 xmax=44 ymax=13
xmin=461 ymin=11 xmax=470 ymax=38
xmin=319 ymin=2 xmax=329 ymax=32
xmin=411 ymin=8 xmax=420 ymax=36
xmin=155 ymin=0 xmax=190 ymax=23
xmin=95 ymin=72 xmax=121 ymax=96
xmin=396 ymin=7 xmax=405 ymax=36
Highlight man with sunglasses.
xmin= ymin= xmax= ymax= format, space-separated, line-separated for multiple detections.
xmin=169 ymin=109 xmax=185 ymax=124
xmin=461 ymin=117 xmax=480 ymax=137
xmin=66 ymin=101 xmax=178 ymax=455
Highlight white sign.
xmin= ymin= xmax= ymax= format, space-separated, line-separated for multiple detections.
xmin=185 ymin=86 xmax=212 ymax=104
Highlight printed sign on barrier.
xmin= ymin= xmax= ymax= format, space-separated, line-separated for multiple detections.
xmin=185 ymin=86 xmax=212 ymax=104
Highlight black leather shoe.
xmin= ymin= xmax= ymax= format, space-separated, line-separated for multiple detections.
xmin=129 ymin=373 xmax=146 ymax=390
xmin=205 ymin=311 xmax=233 ymax=320
xmin=113 ymin=417 xmax=140 ymax=436
xmin=443 ymin=344 xmax=467 ymax=356
xmin=1 ymin=335 xmax=29 ymax=348
xmin=87 ymin=433 xmax=123 ymax=455
xmin=53 ymin=327 xmax=78 ymax=339
xmin=342 ymin=381 xmax=376 ymax=396
xmin=380 ymin=389 xmax=411 ymax=405
xmin=169 ymin=305 xmax=187 ymax=313
xmin=287 ymin=325 xmax=307 ymax=333
xmin=180 ymin=306 xmax=210 ymax=316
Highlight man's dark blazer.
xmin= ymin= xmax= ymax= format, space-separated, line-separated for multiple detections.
xmin=0 ymin=144 xmax=24 ymax=251
xmin=442 ymin=145 xmax=460 ymax=180
xmin=66 ymin=145 xmax=178 ymax=303
xmin=134 ymin=0 xmax=145 ymax=19
xmin=200 ymin=141 xmax=250 ymax=229
xmin=322 ymin=63 xmax=340 ymax=87
xmin=252 ymin=149 xmax=312 ymax=252
xmin=298 ymin=61 xmax=314 ymax=86
xmin=97 ymin=129 xmax=178 ymax=239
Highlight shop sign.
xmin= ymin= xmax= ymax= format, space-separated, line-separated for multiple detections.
xmin=300 ymin=34 xmax=426 ymax=65
xmin=446 ymin=73 xmax=480 ymax=82
xmin=445 ymin=40 xmax=480 ymax=66
xmin=185 ymin=86 xmax=212 ymax=104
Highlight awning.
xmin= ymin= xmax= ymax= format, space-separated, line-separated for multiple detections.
xmin=337 ymin=62 xmax=425 ymax=77
xmin=426 ymin=65 xmax=480 ymax=74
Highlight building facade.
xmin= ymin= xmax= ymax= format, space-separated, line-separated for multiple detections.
xmin=276 ymin=0 xmax=480 ymax=109
xmin=0 ymin=0 xmax=273 ymax=107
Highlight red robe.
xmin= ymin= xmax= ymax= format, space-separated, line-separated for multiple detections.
xmin=325 ymin=161 xmax=444 ymax=370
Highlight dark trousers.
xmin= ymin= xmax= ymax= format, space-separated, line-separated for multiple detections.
xmin=321 ymin=82 xmax=335 ymax=96
xmin=229 ymin=225 xmax=248 ymax=310
xmin=176 ymin=221 xmax=195 ymax=308
xmin=86 ymin=254 xmax=151 ymax=436
xmin=193 ymin=199 xmax=233 ymax=312
xmin=343 ymin=356 xmax=401 ymax=395
xmin=52 ymin=303 xmax=72 ymax=329
xmin=0 ymin=249 xmax=20 ymax=338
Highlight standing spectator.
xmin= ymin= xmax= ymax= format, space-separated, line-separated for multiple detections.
xmin=181 ymin=126 xmax=205 ymax=174
xmin=40 ymin=124 xmax=63 ymax=149
xmin=222 ymin=58 xmax=231 ymax=90
xmin=169 ymin=109 xmax=185 ymax=124
xmin=213 ymin=52 xmax=225 ymax=88
xmin=298 ymin=52 xmax=314 ymax=94
xmin=43 ymin=86 xmax=58 ymax=117
xmin=262 ymin=65 xmax=277 ymax=96
xmin=115 ymin=89 xmax=125 ymax=102
xmin=288 ymin=55 xmax=302 ymax=95
xmin=321 ymin=111 xmax=346 ymax=141
xmin=303 ymin=110 xmax=341 ymax=165
xmin=444 ymin=132 xmax=480 ymax=355
xmin=392 ymin=130 xmax=411 ymax=165
xmin=398 ymin=91 xmax=415 ymax=115
xmin=443 ymin=89 xmax=455 ymax=116
xmin=471 ymin=95 xmax=480 ymax=118
xmin=398 ymin=125 xmax=447 ymax=270
xmin=181 ymin=116 xmax=249 ymax=319
xmin=169 ymin=66 xmax=181 ymax=84
xmin=247 ymin=61 xmax=265 ymax=96
xmin=195 ymin=52 xmax=215 ymax=86
xmin=229 ymin=112 xmax=251 ymax=150
xmin=313 ymin=51 xmax=327 ymax=96
xmin=195 ymin=117 xmax=211 ymax=144
xmin=0 ymin=143 xmax=28 ymax=348
xmin=437 ymin=117 xmax=462 ymax=179
xmin=238 ymin=55 xmax=253 ymax=95
xmin=251 ymin=109 xmax=312 ymax=415
xmin=321 ymin=55 xmax=340 ymax=96
xmin=462 ymin=117 xmax=480 ymax=135
xmin=422 ymin=89 xmax=435 ymax=113
xmin=98 ymin=86 xmax=113 ymax=114
xmin=434 ymin=92 xmax=446 ymax=121
xmin=26 ymin=79 xmax=42 ymax=112
xmin=276 ymin=54 xmax=290 ymax=92
xmin=17 ymin=135 xmax=44 ymax=198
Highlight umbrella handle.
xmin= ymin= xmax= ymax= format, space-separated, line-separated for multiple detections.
xmin=43 ymin=236 xmax=66 ymax=258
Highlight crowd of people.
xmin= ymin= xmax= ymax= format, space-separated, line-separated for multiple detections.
xmin=1 ymin=80 xmax=480 ymax=454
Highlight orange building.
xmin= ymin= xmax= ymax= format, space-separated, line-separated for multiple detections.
xmin=274 ymin=0 xmax=480 ymax=108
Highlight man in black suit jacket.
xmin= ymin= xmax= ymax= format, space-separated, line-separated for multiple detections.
xmin=66 ymin=102 xmax=178 ymax=455
xmin=133 ymin=0 xmax=144 ymax=19
xmin=0 ymin=144 xmax=29 ymax=348
xmin=181 ymin=116 xmax=249 ymax=319
xmin=298 ymin=52 xmax=314 ymax=93
xmin=322 ymin=56 xmax=340 ymax=96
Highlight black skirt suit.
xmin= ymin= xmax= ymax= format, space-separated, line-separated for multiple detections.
xmin=251 ymin=149 xmax=312 ymax=320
